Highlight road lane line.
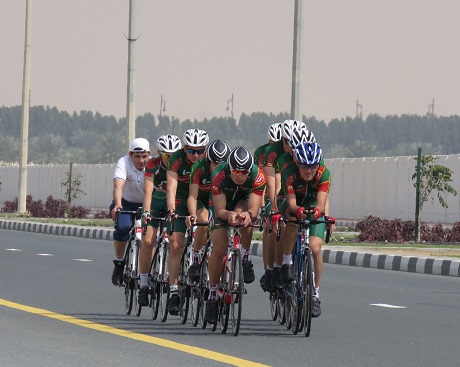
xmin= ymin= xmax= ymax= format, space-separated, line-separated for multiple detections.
xmin=370 ymin=303 xmax=407 ymax=309
xmin=0 ymin=298 xmax=269 ymax=367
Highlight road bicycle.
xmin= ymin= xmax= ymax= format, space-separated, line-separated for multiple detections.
xmin=283 ymin=213 xmax=335 ymax=336
xmin=116 ymin=207 xmax=144 ymax=316
xmin=146 ymin=215 xmax=169 ymax=322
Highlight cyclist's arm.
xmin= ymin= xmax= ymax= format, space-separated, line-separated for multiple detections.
xmin=263 ymin=166 xmax=277 ymax=212
xmin=143 ymin=176 xmax=154 ymax=214
xmin=247 ymin=191 xmax=263 ymax=220
xmin=214 ymin=192 xmax=232 ymax=222
xmin=285 ymin=193 xmax=299 ymax=220
xmin=187 ymin=183 xmax=199 ymax=219
xmin=316 ymin=191 xmax=328 ymax=215
xmin=112 ymin=178 xmax=125 ymax=221
xmin=166 ymin=170 xmax=178 ymax=214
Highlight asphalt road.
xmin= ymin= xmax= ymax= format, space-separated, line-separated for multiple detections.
xmin=1 ymin=229 xmax=460 ymax=367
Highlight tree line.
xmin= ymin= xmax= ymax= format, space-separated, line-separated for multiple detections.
xmin=0 ymin=105 xmax=458 ymax=164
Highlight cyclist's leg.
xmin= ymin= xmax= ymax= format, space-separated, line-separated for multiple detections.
xmin=188 ymin=204 xmax=208 ymax=281
xmin=308 ymin=221 xmax=325 ymax=318
xmin=235 ymin=200 xmax=255 ymax=284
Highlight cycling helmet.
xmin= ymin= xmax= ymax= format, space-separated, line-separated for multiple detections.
xmin=206 ymin=140 xmax=231 ymax=163
xmin=281 ymin=119 xmax=307 ymax=141
xmin=267 ymin=123 xmax=282 ymax=142
xmin=294 ymin=142 xmax=323 ymax=165
xmin=156 ymin=134 xmax=182 ymax=153
xmin=182 ymin=128 xmax=209 ymax=147
xmin=288 ymin=128 xmax=315 ymax=148
xmin=227 ymin=146 xmax=253 ymax=171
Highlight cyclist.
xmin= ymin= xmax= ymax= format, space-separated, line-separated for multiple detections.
xmin=110 ymin=138 xmax=151 ymax=286
xmin=253 ymin=122 xmax=282 ymax=291
xmin=137 ymin=134 xmax=182 ymax=306
xmin=204 ymin=147 xmax=266 ymax=324
xmin=262 ymin=119 xmax=307 ymax=291
xmin=279 ymin=141 xmax=331 ymax=317
xmin=187 ymin=139 xmax=231 ymax=281
xmin=166 ymin=128 xmax=209 ymax=315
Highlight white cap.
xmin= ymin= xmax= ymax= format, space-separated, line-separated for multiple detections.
xmin=129 ymin=138 xmax=150 ymax=152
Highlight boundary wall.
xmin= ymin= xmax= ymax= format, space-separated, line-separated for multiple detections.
xmin=0 ymin=154 xmax=459 ymax=223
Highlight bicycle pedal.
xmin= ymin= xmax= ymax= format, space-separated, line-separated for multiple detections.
xmin=243 ymin=288 xmax=248 ymax=295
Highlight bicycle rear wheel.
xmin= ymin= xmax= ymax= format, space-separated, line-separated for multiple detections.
xmin=302 ymin=251 xmax=313 ymax=337
xmin=124 ymin=243 xmax=134 ymax=315
xmin=229 ymin=249 xmax=243 ymax=336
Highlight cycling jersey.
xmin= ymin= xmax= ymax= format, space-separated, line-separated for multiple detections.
xmin=190 ymin=158 xmax=212 ymax=208
xmin=281 ymin=163 xmax=331 ymax=207
xmin=211 ymin=163 xmax=266 ymax=205
xmin=254 ymin=142 xmax=270 ymax=168
xmin=263 ymin=140 xmax=285 ymax=170
xmin=145 ymin=155 xmax=167 ymax=200
xmin=166 ymin=149 xmax=193 ymax=197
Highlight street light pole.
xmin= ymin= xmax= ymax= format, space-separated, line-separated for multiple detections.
xmin=125 ymin=0 xmax=136 ymax=149
xmin=290 ymin=0 xmax=303 ymax=120
xmin=18 ymin=0 xmax=32 ymax=214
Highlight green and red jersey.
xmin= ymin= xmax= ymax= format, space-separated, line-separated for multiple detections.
xmin=254 ymin=142 xmax=270 ymax=168
xmin=144 ymin=155 xmax=167 ymax=200
xmin=190 ymin=158 xmax=212 ymax=205
xmin=166 ymin=150 xmax=194 ymax=197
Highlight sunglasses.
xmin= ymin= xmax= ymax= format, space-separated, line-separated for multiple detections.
xmin=186 ymin=147 xmax=205 ymax=155
xmin=296 ymin=163 xmax=319 ymax=170
xmin=161 ymin=152 xmax=171 ymax=159
xmin=231 ymin=169 xmax=250 ymax=176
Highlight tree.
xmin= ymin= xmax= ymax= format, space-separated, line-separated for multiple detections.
xmin=61 ymin=162 xmax=85 ymax=214
xmin=412 ymin=154 xmax=458 ymax=242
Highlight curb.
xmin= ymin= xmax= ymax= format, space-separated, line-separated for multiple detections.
xmin=1 ymin=220 xmax=459 ymax=278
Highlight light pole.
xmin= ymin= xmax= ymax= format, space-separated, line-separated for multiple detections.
xmin=226 ymin=93 xmax=234 ymax=119
xmin=18 ymin=0 xmax=32 ymax=214
xmin=290 ymin=0 xmax=303 ymax=120
xmin=125 ymin=0 xmax=138 ymax=149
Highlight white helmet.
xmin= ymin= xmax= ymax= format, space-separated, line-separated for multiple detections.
xmin=182 ymin=128 xmax=209 ymax=147
xmin=281 ymin=119 xmax=307 ymax=141
xmin=267 ymin=123 xmax=282 ymax=142
xmin=288 ymin=128 xmax=315 ymax=148
xmin=156 ymin=134 xmax=182 ymax=153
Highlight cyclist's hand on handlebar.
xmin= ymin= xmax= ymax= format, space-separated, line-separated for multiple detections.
xmin=308 ymin=206 xmax=321 ymax=220
xmin=237 ymin=211 xmax=252 ymax=227
xmin=141 ymin=210 xmax=151 ymax=224
xmin=271 ymin=212 xmax=282 ymax=232
xmin=168 ymin=209 xmax=177 ymax=220
xmin=111 ymin=206 xmax=122 ymax=222
xmin=325 ymin=215 xmax=336 ymax=231
xmin=185 ymin=215 xmax=195 ymax=229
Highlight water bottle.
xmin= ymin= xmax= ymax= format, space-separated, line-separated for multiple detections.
xmin=135 ymin=219 xmax=142 ymax=240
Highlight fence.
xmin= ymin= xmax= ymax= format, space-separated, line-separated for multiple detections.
xmin=0 ymin=155 xmax=459 ymax=223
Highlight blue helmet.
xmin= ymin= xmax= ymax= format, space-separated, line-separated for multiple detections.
xmin=294 ymin=142 xmax=322 ymax=165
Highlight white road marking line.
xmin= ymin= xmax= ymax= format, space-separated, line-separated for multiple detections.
xmin=370 ymin=303 xmax=407 ymax=309
xmin=6 ymin=248 xmax=21 ymax=252
xmin=73 ymin=259 xmax=92 ymax=262
xmin=37 ymin=253 xmax=54 ymax=256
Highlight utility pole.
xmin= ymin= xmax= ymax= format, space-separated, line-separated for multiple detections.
xmin=159 ymin=94 xmax=166 ymax=119
xmin=290 ymin=0 xmax=303 ymax=120
xmin=125 ymin=0 xmax=137 ymax=149
xmin=18 ymin=0 xmax=32 ymax=214
xmin=427 ymin=98 xmax=435 ymax=117
xmin=356 ymin=99 xmax=363 ymax=118
xmin=226 ymin=93 xmax=234 ymax=119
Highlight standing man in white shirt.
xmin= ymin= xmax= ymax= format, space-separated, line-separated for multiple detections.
xmin=111 ymin=138 xmax=151 ymax=285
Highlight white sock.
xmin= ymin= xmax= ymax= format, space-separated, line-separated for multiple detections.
xmin=170 ymin=284 xmax=178 ymax=292
xmin=282 ymin=255 xmax=291 ymax=265
xmin=140 ymin=273 xmax=148 ymax=287
xmin=315 ymin=287 xmax=320 ymax=299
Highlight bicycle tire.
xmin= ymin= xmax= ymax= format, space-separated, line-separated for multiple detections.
xmin=302 ymin=250 xmax=313 ymax=337
xmin=219 ymin=266 xmax=229 ymax=334
xmin=269 ymin=292 xmax=278 ymax=321
xmin=124 ymin=243 xmax=134 ymax=315
xmin=149 ymin=249 xmax=161 ymax=320
xmin=190 ymin=280 xmax=201 ymax=327
xmin=178 ymin=253 xmax=190 ymax=324
xmin=230 ymin=249 xmax=243 ymax=336
xmin=159 ymin=244 xmax=170 ymax=322
xmin=290 ymin=253 xmax=302 ymax=335
xmin=277 ymin=290 xmax=286 ymax=325
xmin=134 ymin=240 xmax=142 ymax=317
xmin=199 ymin=257 xmax=209 ymax=329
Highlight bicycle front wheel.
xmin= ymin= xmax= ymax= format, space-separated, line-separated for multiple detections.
xmin=229 ymin=249 xmax=243 ymax=336
xmin=124 ymin=244 xmax=134 ymax=315
xmin=150 ymin=249 xmax=161 ymax=320
xmin=289 ymin=255 xmax=302 ymax=335
xmin=199 ymin=257 xmax=209 ymax=329
xmin=178 ymin=255 xmax=190 ymax=324
xmin=159 ymin=244 xmax=170 ymax=322
xmin=302 ymin=251 xmax=314 ymax=337
xmin=269 ymin=292 xmax=278 ymax=321
xmin=133 ymin=241 xmax=142 ymax=317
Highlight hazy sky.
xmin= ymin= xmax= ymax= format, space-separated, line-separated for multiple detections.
xmin=2 ymin=0 xmax=459 ymax=123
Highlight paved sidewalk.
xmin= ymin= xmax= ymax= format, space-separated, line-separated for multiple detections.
xmin=1 ymin=219 xmax=459 ymax=277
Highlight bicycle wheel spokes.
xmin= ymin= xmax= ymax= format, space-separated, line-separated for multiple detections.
xmin=230 ymin=250 xmax=243 ymax=336
xmin=302 ymin=253 xmax=313 ymax=337
xmin=134 ymin=241 xmax=142 ymax=317
xmin=159 ymin=244 xmax=170 ymax=322
xmin=199 ymin=258 xmax=209 ymax=329
xmin=178 ymin=264 xmax=190 ymax=324
xmin=190 ymin=282 xmax=201 ymax=327
xmin=290 ymin=258 xmax=302 ymax=334
xmin=269 ymin=292 xmax=278 ymax=321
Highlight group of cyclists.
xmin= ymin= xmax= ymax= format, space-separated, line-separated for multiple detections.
xmin=110 ymin=119 xmax=332 ymax=326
